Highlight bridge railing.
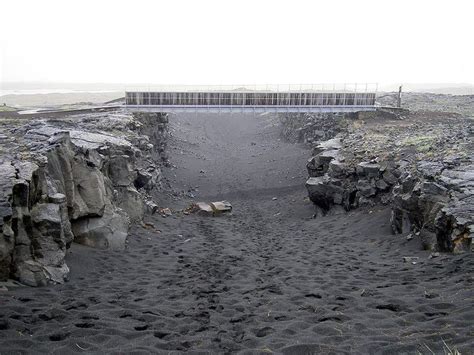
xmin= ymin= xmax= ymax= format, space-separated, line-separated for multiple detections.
xmin=124 ymin=83 xmax=378 ymax=93
xmin=125 ymin=91 xmax=376 ymax=107
xmin=125 ymin=83 xmax=378 ymax=108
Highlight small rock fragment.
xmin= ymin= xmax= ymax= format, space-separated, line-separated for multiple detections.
xmin=187 ymin=201 xmax=232 ymax=216
xmin=160 ymin=208 xmax=172 ymax=216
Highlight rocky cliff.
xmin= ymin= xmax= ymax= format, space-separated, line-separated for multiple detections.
xmin=0 ymin=111 xmax=168 ymax=286
xmin=281 ymin=104 xmax=473 ymax=253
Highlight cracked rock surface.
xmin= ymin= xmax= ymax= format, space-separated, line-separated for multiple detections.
xmin=281 ymin=94 xmax=474 ymax=252
xmin=0 ymin=110 xmax=168 ymax=285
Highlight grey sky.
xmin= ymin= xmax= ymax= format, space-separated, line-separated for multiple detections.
xmin=1 ymin=0 xmax=473 ymax=85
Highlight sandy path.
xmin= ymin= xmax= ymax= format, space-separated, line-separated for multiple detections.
xmin=160 ymin=113 xmax=308 ymax=202
xmin=0 ymin=113 xmax=473 ymax=354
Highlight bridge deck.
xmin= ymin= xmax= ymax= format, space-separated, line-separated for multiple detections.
xmin=125 ymin=90 xmax=377 ymax=113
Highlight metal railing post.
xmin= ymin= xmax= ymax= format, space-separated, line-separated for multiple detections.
xmin=343 ymin=83 xmax=346 ymax=106
xmin=354 ymin=83 xmax=358 ymax=106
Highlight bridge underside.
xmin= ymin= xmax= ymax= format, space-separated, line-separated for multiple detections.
xmin=125 ymin=91 xmax=377 ymax=113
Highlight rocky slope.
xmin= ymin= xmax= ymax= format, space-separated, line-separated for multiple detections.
xmin=0 ymin=111 xmax=168 ymax=286
xmin=377 ymin=91 xmax=474 ymax=116
xmin=280 ymin=96 xmax=473 ymax=253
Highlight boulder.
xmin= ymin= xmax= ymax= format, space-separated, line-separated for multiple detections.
xmin=144 ymin=200 xmax=159 ymax=214
xmin=115 ymin=186 xmax=144 ymax=223
xmin=194 ymin=203 xmax=213 ymax=215
xmin=135 ymin=169 xmax=154 ymax=190
xmin=210 ymin=201 xmax=233 ymax=213
xmin=313 ymin=137 xmax=342 ymax=155
xmin=72 ymin=205 xmax=130 ymax=250
xmin=307 ymin=156 xmax=324 ymax=177
xmin=190 ymin=201 xmax=233 ymax=216
xmin=382 ymin=170 xmax=398 ymax=185
xmin=328 ymin=160 xmax=349 ymax=178
xmin=319 ymin=149 xmax=340 ymax=166
xmin=376 ymin=179 xmax=389 ymax=191
xmin=14 ymin=260 xmax=65 ymax=287
xmin=357 ymin=162 xmax=381 ymax=178
xmin=107 ymin=155 xmax=136 ymax=187
xmin=306 ymin=177 xmax=345 ymax=211
xmin=70 ymin=160 xmax=108 ymax=219
xmin=357 ymin=179 xmax=376 ymax=198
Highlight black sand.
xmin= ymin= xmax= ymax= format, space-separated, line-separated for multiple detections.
xmin=0 ymin=113 xmax=473 ymax=354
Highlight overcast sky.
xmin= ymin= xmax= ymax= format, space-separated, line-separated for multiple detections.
xmin=1 ymin=0 xmax=473 ymax=86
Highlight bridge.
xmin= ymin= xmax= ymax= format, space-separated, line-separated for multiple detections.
xmin=124 ymin=84 xmax=378 ymax=113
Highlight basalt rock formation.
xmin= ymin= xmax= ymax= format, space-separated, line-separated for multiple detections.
xmin=391 ymin=161 xmax=474 ymax=252
xmin=0 ymin=160 xmax=71 ymax=286
xmin=0 ymin=111 xmax=168 ymax=285
xmin=287 ymin=100 xmax=473 ymax=253
xmin=305 ymin=137 xmax=398 ymax=212
xmin=279 ymin=112 xmax=348 ymax=144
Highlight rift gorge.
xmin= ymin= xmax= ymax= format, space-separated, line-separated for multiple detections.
xmin=0 ymin=90 xmax=472 ymax=354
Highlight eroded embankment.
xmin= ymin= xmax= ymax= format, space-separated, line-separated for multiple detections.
xmin=281 ymin=110 xmax=473 ymax=253
xmin=0 ymin=111 xmax=168 ymax=286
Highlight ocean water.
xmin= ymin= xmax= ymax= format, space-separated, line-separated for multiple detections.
xmin=0 ymin=82 xmax=128 ymax=98
xmin=0 ymin=89 xmax=121 ymax=97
